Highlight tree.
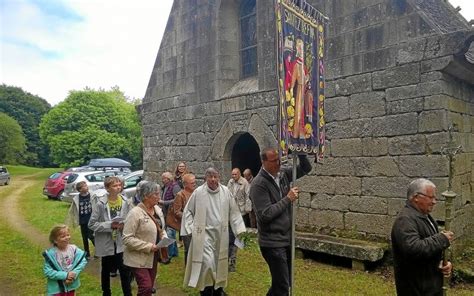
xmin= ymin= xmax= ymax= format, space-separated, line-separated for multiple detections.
xmin=39 ymin=88 xmax=142 ymax=168
xmin=0 ymin=84 xmax=51 ymax=166
xmin=0 ymin=112 xmax=27 ymax=164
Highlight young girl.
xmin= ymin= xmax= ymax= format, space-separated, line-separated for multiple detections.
xmin=43 ymin=224 xmax=88 ymax=296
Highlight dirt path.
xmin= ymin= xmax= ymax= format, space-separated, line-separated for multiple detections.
xmin=3 ymin=175 xmax=50 ymax=248
xmin=0 ymin=175 xmax=186 ymax=295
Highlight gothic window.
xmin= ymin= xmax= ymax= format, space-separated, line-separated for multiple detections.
xmin=240 ymin=0 xmax=257 ymax=78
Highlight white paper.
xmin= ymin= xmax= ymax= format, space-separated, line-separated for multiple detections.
xmin=234 ymin=237 xmax=245 ymax=249
xmin=156 ymin=237 xmax=176 ymax=248
xmin=111 ymin=216 xmax=125 ymax=223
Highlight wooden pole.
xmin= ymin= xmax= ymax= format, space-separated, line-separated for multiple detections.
xmin=290 ymin=155 xmax=297 ymax=296
xmin=440 ymin=125 xmax=462 ymax=296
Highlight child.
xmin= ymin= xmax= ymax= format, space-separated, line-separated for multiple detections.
xmin=43 ymin=224 xmax=88 ymax=296
xmin=88 ymin=176 xmax=132 ymax=296
xmin=65 ymin=181 xmax=95 ymax=258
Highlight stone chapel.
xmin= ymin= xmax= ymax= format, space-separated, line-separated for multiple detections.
xmin=139 ymin=0 xmax=474 ymax=265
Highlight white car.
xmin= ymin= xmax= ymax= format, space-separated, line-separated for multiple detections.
xmin=122 ymin=170 xmax=144 ymax=199
xmin=62 ymin=170 xmax=125 ymax=202
xmin=62 ymin=169 xmax=143 ymax=202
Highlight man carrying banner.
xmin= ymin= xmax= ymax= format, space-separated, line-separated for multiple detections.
xmin=250 ymin=148 xmax=311 ymax=296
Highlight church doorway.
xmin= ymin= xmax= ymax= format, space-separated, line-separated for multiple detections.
xmin=231 ymin=133 xmax=261 ymax=178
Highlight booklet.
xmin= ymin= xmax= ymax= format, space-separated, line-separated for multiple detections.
xmin=157 ymin=237 xmax=176 ymax=248
xmin=234 ymin=237 xmax=245 ymax=249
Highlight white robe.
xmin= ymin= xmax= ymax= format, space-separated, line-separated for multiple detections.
xmin=181 ymin=183 xmax=246 ymax=291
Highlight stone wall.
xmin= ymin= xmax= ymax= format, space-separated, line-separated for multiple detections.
xmin=140 ymin=0 xmax=474 ymax=248
xmin=295 ymin=0 xmax=474 ymax=243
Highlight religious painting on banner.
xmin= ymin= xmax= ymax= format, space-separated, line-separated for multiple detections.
xmin=276 ymin=0 xmax=326 ymax=161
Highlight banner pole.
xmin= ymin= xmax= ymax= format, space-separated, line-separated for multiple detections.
xmin=290 ymin=154 xmax=297 ymax=296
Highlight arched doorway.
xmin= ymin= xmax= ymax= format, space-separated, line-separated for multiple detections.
xmin=231 ymin=133 xmax=261 ymax=177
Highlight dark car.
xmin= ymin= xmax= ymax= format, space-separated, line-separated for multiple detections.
xmin=43 ymin=171 xmax=71 ymax=199
xmin=0 ymin=166 xmax=10 ymax=186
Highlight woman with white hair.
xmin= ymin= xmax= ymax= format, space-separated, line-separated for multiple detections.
xmin=123 ymin=181 xmax=167 ymax=296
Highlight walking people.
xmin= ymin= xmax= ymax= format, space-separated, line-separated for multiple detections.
xmin=226 ymin=168 xmax=251 ymax=271
xmin=43 ymin=224 xmax=88 ymax=296
xmin=166 ymin=173 xmax=196 ymax=266
xmin=123 ymin=181 xmax=167 ymax=296
xmin=174 ymin=161 xmax=189 ymax=189
xmin=250 ymin=148 xmax=311 ymax=296
xmin=88 ymin=176 xmax=132 ymax=296
xmin=243 ymin=168 xmax=257 ymax=228
xmin=181 ymin=167 xmax=246 ymax=296
xmin=160 ymin=171 xmax=181 ymax=261
xmin=391 ymin=178 xmax=454 ymax=296
xmin=243 ymin=168 xmax=253 ymax=184
xmin=65 ymin=181 xmax=96 ymax=259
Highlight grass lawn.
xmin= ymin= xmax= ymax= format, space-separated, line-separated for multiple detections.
xmin=1 ymin=166 xmax=473 ymax=295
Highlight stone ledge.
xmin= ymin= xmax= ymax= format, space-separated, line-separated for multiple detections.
xmin=295 ymin=232 xmax=389 ymax=262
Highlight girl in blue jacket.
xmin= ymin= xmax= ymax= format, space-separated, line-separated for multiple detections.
xmin=43 ymin=224 xmax=88 ymax=296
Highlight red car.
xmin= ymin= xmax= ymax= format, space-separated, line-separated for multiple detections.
xmin=43 ymin=171 xmax=71 ymax=200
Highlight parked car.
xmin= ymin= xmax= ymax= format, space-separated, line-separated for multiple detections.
xmin=43 ymin=171 xmax=71 ymax=199
xmin=87 ymin=158 xmax=131 ymax=169
xmin=62 ymin=169 xmax=127 ymax=202
xmin=89 ymin=170 xmax=144 ymax=200
xmin=0 ymin=166 xmax=10 ymax=186
xmin=122 ymin=170 xmax=144 ymax=199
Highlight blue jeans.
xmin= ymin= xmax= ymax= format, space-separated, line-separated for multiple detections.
xmin=166 ymin=227 xmax=178 ymax=257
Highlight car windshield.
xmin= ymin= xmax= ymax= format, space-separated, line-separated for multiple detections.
xmin=85 ymin=171 xmax=119 ymax=183
xmin=0 ymin=168 xmax=7 ymax=173
xmin=49 ymin=173 xmax=62 ymax=179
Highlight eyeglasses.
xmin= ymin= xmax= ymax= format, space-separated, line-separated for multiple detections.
xmin=416 ymin=192 xmax=437 ymax=200
xmin=267 ymin=158 xmax=280 ymax=163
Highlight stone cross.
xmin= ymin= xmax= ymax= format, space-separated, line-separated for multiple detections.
xmin=440 ymin=125 xmax=462 ymax=192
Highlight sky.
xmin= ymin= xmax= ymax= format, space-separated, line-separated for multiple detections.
xmin=0 ymin=0 xmax=473 ymax=106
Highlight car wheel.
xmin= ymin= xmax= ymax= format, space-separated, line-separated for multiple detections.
xmin=5 ymin=178 xmax=10 ymax=185
xmin=56 ymin=190 xmax=64 ymax=200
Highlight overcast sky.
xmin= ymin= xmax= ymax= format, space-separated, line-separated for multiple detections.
xmin=1 ymin=0 xmax=473 ymax=106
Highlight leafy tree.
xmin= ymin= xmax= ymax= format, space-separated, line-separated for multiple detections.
xmin=39 ymin=88 xmax=142 ymax=168
xmin=0 ymin=112 xmax=27 ymax=164
xmin=0 ymin=84 xmax=51 ymax=166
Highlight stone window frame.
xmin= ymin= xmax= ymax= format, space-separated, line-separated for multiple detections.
xmin=239 ymin=0 xmax=257 ymax=78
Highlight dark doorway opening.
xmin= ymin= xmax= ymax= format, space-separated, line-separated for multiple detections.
xmin=231 ymin=133 xmax=261 ymax=178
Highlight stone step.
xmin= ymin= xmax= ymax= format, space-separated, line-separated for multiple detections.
xmin=295 ymin=231 xmax=389 ymax=270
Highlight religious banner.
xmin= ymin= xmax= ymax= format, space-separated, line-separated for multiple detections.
xmin=276 ymin=0 xmax=326 ymax=160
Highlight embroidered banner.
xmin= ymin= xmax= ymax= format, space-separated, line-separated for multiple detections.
xmin=276 ymin=0 xmax=326 ymax=160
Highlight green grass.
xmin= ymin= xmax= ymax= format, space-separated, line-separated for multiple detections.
xmin=1 ymin=166 xmax=473 ymax=295
xmin=6 ymin=164 xmax=58 ymax=176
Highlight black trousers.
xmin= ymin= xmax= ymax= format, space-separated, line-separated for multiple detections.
xmin=200 ymin=286 xmax=225 ymax=296
xmin=182 ymin=235 xmax=192 ymax=266
xmin=260 ymin=246 xmax=292 ymax=296
xmin=79 ymin=223 xmax=94 ymax=256
xmin=101 ymin=252 xmax=132 ymax=296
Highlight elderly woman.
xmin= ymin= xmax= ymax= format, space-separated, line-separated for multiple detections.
xmin=160 ymin=171 xmax=181 ymax=260
xmin=123 ymin=181 xmax=167 ymax=296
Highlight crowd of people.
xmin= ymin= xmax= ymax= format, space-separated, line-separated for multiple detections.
xmin=43 ymin=148 xmax=454 ymax=296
